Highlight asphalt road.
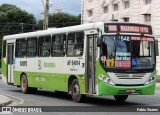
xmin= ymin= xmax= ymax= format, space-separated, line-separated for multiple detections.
xmin=0 ymin=79 xmax=160 ymax=107
xmin=1 ymin=79 xmax=160 ymax=115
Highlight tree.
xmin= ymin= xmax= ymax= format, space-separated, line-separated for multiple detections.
xmin=0 ymin=4 xmax=36 ymax=34
xmin=0 ymin=4 xmax=37 ymax=65
xmin=38 ymin=12 xmax=81 ymax=29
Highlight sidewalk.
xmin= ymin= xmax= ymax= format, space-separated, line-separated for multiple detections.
xmin=156 ymin=82 xmax=160 ymax=87
xmin=0 ymin=95 xmax=12 ymax=107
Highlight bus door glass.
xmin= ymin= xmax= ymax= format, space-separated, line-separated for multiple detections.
xmin=87 ymin=35 xmax=97 ymax=93
xmin=7 ymin=43 xmax=14 ymax=84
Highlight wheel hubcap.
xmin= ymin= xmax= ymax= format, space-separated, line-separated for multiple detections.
xmin=73 ymin=84 xmax=79 ymax=97
xmin=21 ymin=78 xmax=26 ymax=91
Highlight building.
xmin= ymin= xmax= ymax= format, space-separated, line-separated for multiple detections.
xmin=81 ymin=0 xmax=160 ymax=74
xmin=54 ymin=9 xmax=62 ymax=14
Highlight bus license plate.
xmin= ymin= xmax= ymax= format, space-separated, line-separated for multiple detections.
xmin=126 ymin=89 xmax=135 ymax=93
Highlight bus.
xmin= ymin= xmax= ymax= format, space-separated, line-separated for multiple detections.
xmin=1 ymin=22 xmax=159 ymax=102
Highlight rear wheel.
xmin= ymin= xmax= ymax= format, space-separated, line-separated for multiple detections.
xmin=114 ymin=95 xmax=128 ymax=102
xmin=20 ymin=74 xmax=29 ymax=94
xmin=71 ymin=79 xmax=86 ymax=103
xmin=20 ymin=74 xmax=37 ymax=94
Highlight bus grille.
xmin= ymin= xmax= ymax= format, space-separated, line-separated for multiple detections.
xmin=115 ymin=73 xmax=146 ymax=80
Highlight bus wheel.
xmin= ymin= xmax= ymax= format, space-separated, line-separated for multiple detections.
xmin=114 ymin=95 xmax=128 ymax=102
xmin=20 ymin=74 xmax=30 ymax=94
xmin=71 ymin=79 xmax=86 ymax=103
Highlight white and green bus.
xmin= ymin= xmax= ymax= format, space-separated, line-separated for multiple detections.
xmin=1 ymin=22 xmax=159 ymax=102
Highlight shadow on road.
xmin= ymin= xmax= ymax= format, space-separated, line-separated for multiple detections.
xmin=7 ymin=88 xmax=145 ymax=106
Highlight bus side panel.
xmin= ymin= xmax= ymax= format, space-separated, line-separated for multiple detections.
xmin=78 ymin=77 xmax=86 ymax=94
xmin=1 ymin=58 xmax=7 ymax=83
xmin=13 ymin=70 xmax=86 ymax=93
xmin=34 ymin=72 xmax=68 ymax=91
xmin=13 ymin=71 xmax=35 ymax=87
xmin=33 ymin=72 xmax=85 ymax=93
xmin=95 ymin=58 xmax=109 ymax=95
xmin=13 ymin=70 xmax=21 ymax=86
xmin=13 ymin=58 xmax=85 ymax=93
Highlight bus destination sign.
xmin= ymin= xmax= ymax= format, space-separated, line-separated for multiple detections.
xmin=104 ymin=24 xmax=152 ymax=34
xmin=120 ymin=25 xmax=149 ymax=33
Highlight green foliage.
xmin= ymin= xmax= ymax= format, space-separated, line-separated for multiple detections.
xmin=0 ymin=4 xmax=36 ymax=34
xmin=49 ymin=12 xmax=81 ymax=28
xmin=38 ymin=12 xmax=81 ymax=29
xmin=0 ymin=4 xmax=81 ymax=66
xmin=0 ymin=4 xmax=37 ymax=66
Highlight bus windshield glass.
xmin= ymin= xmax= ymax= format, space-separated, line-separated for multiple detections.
xmin=100 ymin=35 xmax=156 ymax=69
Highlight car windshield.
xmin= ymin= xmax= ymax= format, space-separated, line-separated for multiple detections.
xmin=100 ymin=35 xmax=156 ymax=69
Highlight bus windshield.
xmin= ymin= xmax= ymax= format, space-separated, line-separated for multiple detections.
xmin=100 ymin=35 xmax=156 ymax=69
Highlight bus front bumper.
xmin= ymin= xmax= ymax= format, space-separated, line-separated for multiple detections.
xmin=97 ymin=81 xmax=156 ymax=96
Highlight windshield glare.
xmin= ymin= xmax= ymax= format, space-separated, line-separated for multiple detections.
xmin=100 ymin=35 xmax=155 ymax=69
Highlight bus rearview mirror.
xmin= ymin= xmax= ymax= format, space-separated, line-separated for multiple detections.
xmin=155 ymin=39 xmax=159 ymax=56
xmin=97 ymin=38 xmax=101 ymax=47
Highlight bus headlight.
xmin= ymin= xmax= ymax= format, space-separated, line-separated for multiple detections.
xmin=98 ymin=74 xmax=115 ymax=85
xmin=145 ymin=76 xmax=155 ymax=85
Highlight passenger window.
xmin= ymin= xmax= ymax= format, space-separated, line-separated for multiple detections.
xmin=38 ymin=35 xmax=51 ymax=57
xmin=51 ymin=34 xmax=66 ymax=56
xmin=67 ymin=32 xmax=84 ymax=56
xmin=15 ymin=39 xmax=26 ymax=57
xmin=26 ymin=38 xmax=37 ymax=57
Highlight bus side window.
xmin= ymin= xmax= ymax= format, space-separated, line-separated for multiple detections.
xmin=15 ymin=39 xmax=26 ymax=57
xmin=51 ymin=34 xmax=66 ymax=57
xmin=38 ymin=35 xmax=51 ymax=57
xmin=67 ymin=32 xmax=84 ymax=56
xmin=26 ymin=37 xmax=37 ymax=57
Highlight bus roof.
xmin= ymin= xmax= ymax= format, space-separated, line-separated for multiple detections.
xmin=3 ymin=22 xmax=152 ymax=40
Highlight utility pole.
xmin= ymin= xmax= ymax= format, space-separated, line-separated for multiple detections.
xmin=41 ymin=0 xmax=50 ymax=30
xmin=81 ymin=0 xmax=84 ymax=24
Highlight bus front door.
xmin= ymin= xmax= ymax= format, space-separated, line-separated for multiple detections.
xmin=7 ymin=43 xmax=14 ymax=84
xmin=86 ymin=35 xmax=97 ymax=94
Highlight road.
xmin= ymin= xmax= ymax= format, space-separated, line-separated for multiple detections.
xmin=0 ymin=79 xmax=160 ymax=107
xmin=0 ymin=79 xmax=160 ymax=115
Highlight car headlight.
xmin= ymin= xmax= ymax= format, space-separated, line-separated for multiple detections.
xmin=98 ymin=74 xmax=115 ymax=85
xmin=145 ymin=76 xmax=155 ymax=85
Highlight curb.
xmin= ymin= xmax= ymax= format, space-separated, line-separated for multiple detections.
xmin=0 ymin=95 xmax=12 ymax=107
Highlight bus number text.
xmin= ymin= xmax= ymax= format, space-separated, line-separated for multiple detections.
xmin=20 ymin=61 xmax=27 ymax=66
xmin=67 ymin=60 xmax=80 ymax=66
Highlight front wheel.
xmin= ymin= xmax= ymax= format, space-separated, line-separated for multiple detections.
xmin=114 ymin=95 xmax=128 ymax=102
xmin=71 ymin=79 xmax=86 ymax=103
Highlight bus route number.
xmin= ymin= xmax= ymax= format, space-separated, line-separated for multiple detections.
xmin=67 ymin=60 xmax=80 ymax=66
xmin=119 ymin=36 xmax=130 ymax=41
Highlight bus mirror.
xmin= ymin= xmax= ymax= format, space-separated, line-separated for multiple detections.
xmin=155 ymin=39 xmax=159 ymax=56
xmin=97 ymin=38 xmax=101 ymax=47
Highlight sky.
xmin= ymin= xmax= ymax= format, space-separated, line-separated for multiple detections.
xmin=0 ymin=0 xmax=81 ymax=20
